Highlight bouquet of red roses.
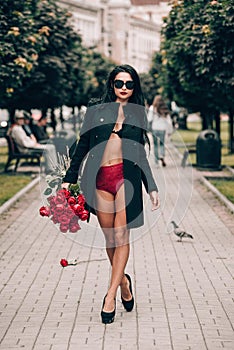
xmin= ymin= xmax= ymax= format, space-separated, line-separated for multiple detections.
xmin=39 ymin=150 xmax=89 ymax=233
xmin=39 ymin=183 xmax=89 ymax=233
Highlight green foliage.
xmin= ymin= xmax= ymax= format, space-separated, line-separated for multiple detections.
xmin=79 ymin=49 xmax=116 ymax=106
xmin=0 ymin=0 xmax=47 ymax=104
xmin=139 ymin=71 xmax=159 ymax=106
xmin=155 ymin=0 xmax=234 ymax=115
xmin=0 ymin=0 xmax=116 ymax=110
xmin=0 ymin=0 xmax=84 ymax=110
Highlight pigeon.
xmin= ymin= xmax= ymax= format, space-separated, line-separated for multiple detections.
xmin=171 ymin=221 xmax=194 ymax=242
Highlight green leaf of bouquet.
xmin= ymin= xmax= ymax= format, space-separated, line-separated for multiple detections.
xmin=49 ymin=178 xmax=62 ymax=188
xmin=44 ymin=188 xmax=53 ymax=196
xmin=69 ymin=183 xmax=81 ymax=196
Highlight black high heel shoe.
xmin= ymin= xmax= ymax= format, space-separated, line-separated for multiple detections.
xmin=160 ymin=158 xmax=166 ymax=167
xmin=121 ymin=274 xmax=134 ymax=312
xmin=101 ymin=295 xmax=116 ymax=324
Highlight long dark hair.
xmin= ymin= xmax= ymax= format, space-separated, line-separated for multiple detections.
xmin=102 ymin=65 xmax=144 ymax=106
xmin=88 ymin=64 xmax=150 ymax=149
xmin=102 ymin=64 xmax=150 ymax=147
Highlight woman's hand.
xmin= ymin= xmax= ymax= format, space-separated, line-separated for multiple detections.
xmin=61 ymin=182 xmax=70 ymax=190
xmin=150 ymin=191 xmax=160 ymax=211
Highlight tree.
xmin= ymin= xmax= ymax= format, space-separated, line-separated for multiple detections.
xmin=139 ymin=71 xmax=160 ymax=107
xmin=0 ymin=0 xmax=47 ymax=113
xmin=15 ymin=0 xmax=83 ymax=111
xmin=0 ymin=0 xmax=84 ymax=119
xmin=155 ymin=0 xmax=234 ymax=151
xmin=79 ymin=49 xmax=116 ymax=106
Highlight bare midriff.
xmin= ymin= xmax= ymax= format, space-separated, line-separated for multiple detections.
xmin=101 ymin=131 xmax=123 ymax=166
xmin=100 ymin=105 xmax=125 ymax=167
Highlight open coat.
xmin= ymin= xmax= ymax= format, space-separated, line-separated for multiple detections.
xmin=63 ymin=102 xmax=158 ymax=229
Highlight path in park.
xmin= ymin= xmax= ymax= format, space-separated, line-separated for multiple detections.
xmin=0 ymin=144 xmax=233 ymax=350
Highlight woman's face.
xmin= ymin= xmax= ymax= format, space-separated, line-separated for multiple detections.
xmin=113 ymin=72 xmax=134 ymax=103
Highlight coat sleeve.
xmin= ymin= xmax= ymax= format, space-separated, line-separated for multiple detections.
xmin=63 ymin=108 xmax=92 ymax=184
xmin=139 ymin=132 xmax=158 ymax=193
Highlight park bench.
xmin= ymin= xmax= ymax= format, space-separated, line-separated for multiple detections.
xmin=4 ymin=134 xmax=43 ymax=172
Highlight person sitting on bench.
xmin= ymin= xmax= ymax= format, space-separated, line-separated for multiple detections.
xmin=8 ymin=112 xmax=57 ymax=174
xmin=31 ymin=115 xmax=50 ymax=144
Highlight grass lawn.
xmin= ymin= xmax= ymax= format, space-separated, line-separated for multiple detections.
xmin=172 ymin=120 xmax=234 ymax=167
xmin=209 ymin=178 xmax=234 ymax=204
xmin=0 ymin=145 xmax=32 ymax=206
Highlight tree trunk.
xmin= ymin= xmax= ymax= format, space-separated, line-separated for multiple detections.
xmin=72 ymin=106 xmax=76 ymax=133
xmin=41 ymin=108 xmax=47 ymax=119
xmin=229 ymin=110 xmax=234 ymax=153
xmin=8 ymin=108 xmax=16 ymax=124
xmin=201 ymin=112 xmax=209 ymax=130
xmin=50 ymin=108 xmax=56 ymax=131
xmin=215 ymin=110 xmax=220 ymax=135
xmin=59 ymin=106 xmax=64 ymax=128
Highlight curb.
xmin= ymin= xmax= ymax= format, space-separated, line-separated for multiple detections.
xmin=226 ymin=165 xmax=234 ymax=175
xmin=0 ymin=176 xmax=40 ymax=216
xmin=172 ymin=143 xmax=234 ymax=214
xmin=199 ymin=176 xmax=234 ymax=214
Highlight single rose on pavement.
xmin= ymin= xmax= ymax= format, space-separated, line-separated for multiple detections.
xmin=60 ymin=258 xmax=79 ymax=267
xmin=60 ymin=259 xmax=68 ymax=267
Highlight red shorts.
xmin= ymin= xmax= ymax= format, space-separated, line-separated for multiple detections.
xmin=96 ymin=163 xmax=124 ymax=196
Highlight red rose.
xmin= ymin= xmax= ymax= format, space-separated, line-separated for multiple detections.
xmin=69 ymin=223 xmax=81 ymax=233
xmin=73 ymin=204 xmax=84 ymax=216
xmin=60 ymin=224 xmax=69 ymax=233
xmin=67 ymin=196 xmax=76 ymax=206
xmin=59 ymin=214 xmax=70 ymax=225
xmin=49 ymin=200 xmax=56 ymax=211
xmin=77 ymin=194 xmax=86 ymax=205
xmin=47 ymin=195 xmax=55 ymax=204
xmin=54 ymin=203 xmax=66 ymax=215
xmin=51 ymin=214 xmax=59 ymax=224
xmin=39 ymin=206 xmax=51 ymax=217
xmin=50 ymin=206 xmax=55 ymax=214
xmin=57 ymin=189 xmax=71 ymax=199
xmin=60 ymin=258 xmax=68 ymax=267
xmin=65 ymin=207 xmax=76 ymax=219
xmin=79 ymin=209 xmax=89 ymax=221
xmin=54 ymin=194 xmax=66 ymax=205
xmin=70 ymin=216 xmax=79 ymax=225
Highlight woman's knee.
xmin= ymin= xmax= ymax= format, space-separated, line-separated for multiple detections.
xmin=105 ymin=236 xmax=116 ymax=248
xmin=114 ymin=228 xmax=129 ymax=246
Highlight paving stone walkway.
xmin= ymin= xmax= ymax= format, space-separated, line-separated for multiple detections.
xmin=0 ymin=144 xmax=233 ymax=350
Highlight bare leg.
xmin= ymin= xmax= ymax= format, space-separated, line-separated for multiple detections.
xmin=96 ymin=186 xmax=132 ymax=312
xmin=96 ymin=189 xmax=117 ymax=311
xmin=112 ymin=186 xmax=132 ymax=302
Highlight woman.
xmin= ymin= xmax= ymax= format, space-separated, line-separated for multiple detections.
xmin=147 ymin=95 xmax=173 ymax=167
xmin=62 ymin=64 xmax=160 ymax=324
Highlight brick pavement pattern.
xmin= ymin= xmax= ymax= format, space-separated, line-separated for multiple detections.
xmin=0 ymin=145 xmax=233 ymax=350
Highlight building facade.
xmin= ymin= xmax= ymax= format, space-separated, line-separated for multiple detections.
xmin=58 ymin=0 xmax=170 ymax=72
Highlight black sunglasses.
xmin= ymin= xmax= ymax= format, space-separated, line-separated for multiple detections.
xmin=113 ymin=79 xmax=134 ymax=90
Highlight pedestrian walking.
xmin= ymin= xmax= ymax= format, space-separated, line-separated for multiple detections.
xmin=62 ymin=64 xmax=160 ymax=324
xmin=147 ymin=95 xmax=173 ymax=167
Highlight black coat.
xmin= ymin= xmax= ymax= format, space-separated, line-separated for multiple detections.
xmin=63 ymin=102 xmax=158 ymax=229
